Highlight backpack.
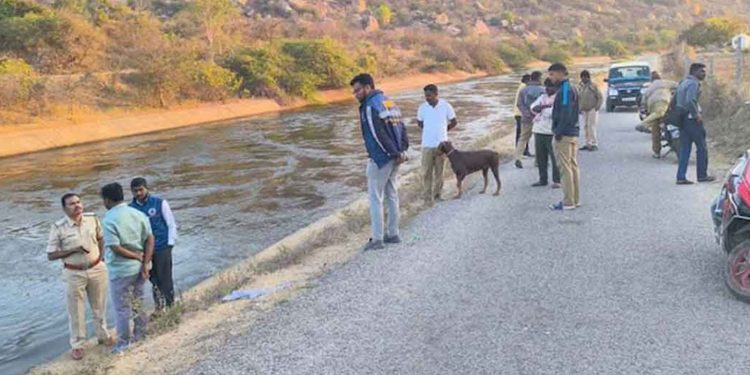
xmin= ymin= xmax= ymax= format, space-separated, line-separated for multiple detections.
xmin=379 ymin=98 xmax=410 ymax=153
xmin=664 ymin=82 xmax=687 ymax=128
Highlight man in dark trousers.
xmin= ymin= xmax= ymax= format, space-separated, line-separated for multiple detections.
xmin=130 ymin=178 xmax=178 ymax=312
xmin=515 ymin=71 xmax=545 ymax=169
xmin=548 ymin=63 xmax=581 ymax=211
xmin=675 ymin=63 xmax=715 ymax=184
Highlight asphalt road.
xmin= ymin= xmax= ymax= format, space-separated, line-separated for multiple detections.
xmin=186 ymin=111 xmax=750 ymax=374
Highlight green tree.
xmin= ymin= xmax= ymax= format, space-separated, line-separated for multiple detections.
xmin=105 ymin=13 xmax=191 ymax=107
xmin=681 ymin=17 xmax=747 ymax=47
xmin=280 ymin=38 xmax=356 ymax=90
xmin=374 ymin=3 xmax=392 ymax=26
xmin=0 ymin=9 xmax=106 ymax=73
xmin=184 ymin=60 xmax=239 ymax=101
xmin=0 ymin=57 xmax=41 ymax=109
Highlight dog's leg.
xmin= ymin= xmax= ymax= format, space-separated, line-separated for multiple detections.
xmin=480 ymin=167 xmax=488 ymax=194
xmin=454 ymin=175 xmax=464 ymax=199
xmin=491 ymin=160 xmax=502 ymax=196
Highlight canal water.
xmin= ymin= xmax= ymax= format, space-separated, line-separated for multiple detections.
xmin=0 ymin=75 xmax=519 ymax=374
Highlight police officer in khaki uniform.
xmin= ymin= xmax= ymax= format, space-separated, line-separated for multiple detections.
xmin=46 ymin=193 xmax=114 ymax=360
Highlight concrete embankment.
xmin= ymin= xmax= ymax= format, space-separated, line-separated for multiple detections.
xmin=0 ymin=71 xmax=482 ymax=159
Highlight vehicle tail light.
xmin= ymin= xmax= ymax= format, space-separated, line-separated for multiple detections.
xmin=738 ymin=160 xmax=750 ymax=207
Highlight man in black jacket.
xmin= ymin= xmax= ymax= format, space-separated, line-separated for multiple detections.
xmin=548 ymin=63 xmax=581 ymax=210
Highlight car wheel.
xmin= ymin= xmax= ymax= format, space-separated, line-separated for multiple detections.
xmin=725 ymin=240 xmax=750 ymax=304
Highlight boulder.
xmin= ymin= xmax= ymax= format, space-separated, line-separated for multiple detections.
xmin=435 ymin=13 xmax=450 ymax=25
xmin=362 ymin=14 xmax=380 ymax=31
xmin=474 ymin=19 xmax=490 ymax=35
xmin=352 ymin=0 xmax=367 ymax=13
xmin=446 ymin=25 xmax=462 ymax=36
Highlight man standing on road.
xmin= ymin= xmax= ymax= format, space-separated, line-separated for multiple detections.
xmin=130 ymin=178 xmax=178 ymax=314
xmin=417 ymin=84 xmax=458 ymax=205
xmin=676 ymin=63 xmax=715 ymax=185
xmin=530 ymin=79 xmax=561 ymax=188
xmin=578 ymin=70 xmax=603 ymax=151
xmin=548 ymin=63 xmax=581 ymax=211
xmin=639 ymin=71 xmax=677 ymax=159
xmin=350 ymin=73 xmax=409 ymax=251
xmin=513 ymin=74 xmax=532 ymax=157
xmin=101 ymin=182 xmax=154 ymax=354
xmin=47 ymin=193 xmax=114 ymax=360
xmin=515 ymin=71 xmax=545 ymax=169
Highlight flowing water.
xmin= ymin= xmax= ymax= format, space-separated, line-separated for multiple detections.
xmin=0 ymin=75 xmax=519 ymax=374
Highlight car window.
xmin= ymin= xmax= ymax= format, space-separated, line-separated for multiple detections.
xmin=609 ymin=66 xmax=650 ymax=80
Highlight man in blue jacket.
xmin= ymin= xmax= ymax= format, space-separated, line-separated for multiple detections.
xmin=350 ymin=73 xmax=409 ymax=251
xmin=130 ymin=177 xmax=178 ymax=312
xmin=548 ymin=63 xmax=581 ymax=211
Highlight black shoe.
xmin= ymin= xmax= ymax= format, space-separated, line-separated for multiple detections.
xmin=363 ymin=239 xmax=384 ymax=251
xmin=698 ymin=176 xmax=716 ymax=183
xmin=531 ymin=181 xmax=548 ymax=187
xmin=676 ymin=180 xmax=695 ymax=185
xmin=590 ymin=145 xmax=599 ymax=151
xmin=579 ymin=145 xmax=591 ymax=151
xmin=515 ymin=160 xmax=523 ymax=169
xmin=384 ymin=235 xmax=402 ymax=244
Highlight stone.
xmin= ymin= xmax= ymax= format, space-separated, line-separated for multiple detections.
xmin=446 ymin=25 xmax=462 ymax=37
xmin=474 ymin=19 xmax=490 ymax=35
xmin=363 ymin=14 xmax=379 ymax=31
xmin=435 ymin=13 xmax=449 ymax=26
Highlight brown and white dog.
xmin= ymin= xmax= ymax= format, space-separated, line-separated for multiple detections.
xmin=437 ymin=141 xmax=502 ymax=198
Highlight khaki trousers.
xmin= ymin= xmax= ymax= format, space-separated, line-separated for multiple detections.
xmin=64 ymin=263 xmax=110 ymax=349
xmin=641 ymin=100 xmax=669 ymax=155
xmin=515 ymin=118 xmax=534 ymax=160
xmin=580 ymin=109 xmax=599 ymax=147
xmin=554 ymin=136 xmax=581 ymax=207
xmin=421 ymin=147 xmax=445 ymax=201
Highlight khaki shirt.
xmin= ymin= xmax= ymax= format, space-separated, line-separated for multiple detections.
xmin=47 ymin=213 xmax=103 ymax=267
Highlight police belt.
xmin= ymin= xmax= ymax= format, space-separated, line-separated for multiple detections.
xmin=64 ymin=252 xmax=102 ymax=271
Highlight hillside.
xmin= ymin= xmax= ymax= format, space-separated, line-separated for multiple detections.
xmin=0 ymin=0 xmax=748 ymax=124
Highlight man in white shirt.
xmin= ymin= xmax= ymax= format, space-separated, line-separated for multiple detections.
xmin=417 ymin=84 xmax=458 ymax=204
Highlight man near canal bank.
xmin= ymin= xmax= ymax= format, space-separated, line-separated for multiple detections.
xmin=548 ymin=63 xmax=581 ymax=211
xmin=130 ymin=177 xmax=178 ymax=313
xmin=417 ymin=84 xmax=458 ymax=204
xmin=101 ymin=182 xmax=154 ymax=354
xmin=46 ymin=193 xmax=115 ymax=360
xmin=350 ymin=73 xmax=409 ymax=251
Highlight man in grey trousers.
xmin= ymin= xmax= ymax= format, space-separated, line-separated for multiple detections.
xmin=350 ymin=73 xmax=409 ymax=251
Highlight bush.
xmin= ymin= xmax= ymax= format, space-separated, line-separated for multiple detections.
xmin=374 ymin=3 xmax=392 ymax=26
xmin=0 ymin=58 xmax=40 ymax=107
xmin=224 ymin=47 xmax=286 ymax=97
xmin=226 ymin=38 xmax=356 ymax=100
xmin=593 ymin=38 xmax=629 ymax=58
xmin=185 ymin=60 xmax=240 ymax=101
xmin=466 ymin=39 xmax=506 ymax=74
xmin=280 ymin=38 xmax=356 ymax=90
xmin=682 ymin=17 xmax=747 ymax=48
xmin=0 ymin=8 xmax=106 ymax=73
xmin=540 ymin=47 xmax=572 ymax=65
xmin=497 ymin=43 xmax=532 ymax=69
